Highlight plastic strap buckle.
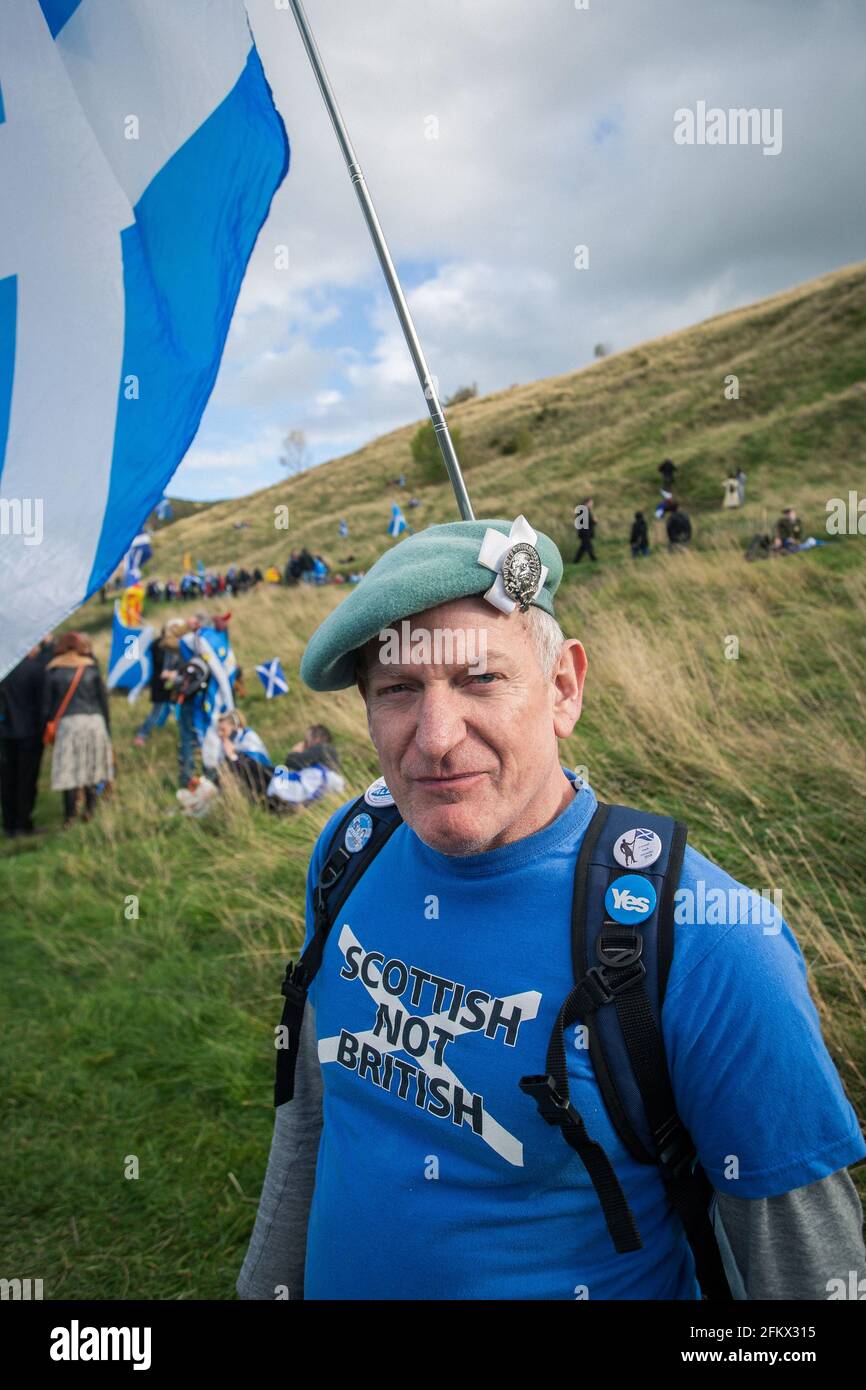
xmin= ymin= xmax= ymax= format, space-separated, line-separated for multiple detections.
xmin=654 ymin=1114 xmax=696 ymax=1182
xmin=519 ymin=1074 xmax=573 ymax=1127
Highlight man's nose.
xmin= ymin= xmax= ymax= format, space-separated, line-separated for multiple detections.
xmin=412 ymin=684 xmax=466 ymax=760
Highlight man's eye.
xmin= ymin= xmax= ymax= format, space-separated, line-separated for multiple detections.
xmin=468 ymin=673 xmax=497 ymax=684
xmin=377 ymin=683 xmax=411 ymax=695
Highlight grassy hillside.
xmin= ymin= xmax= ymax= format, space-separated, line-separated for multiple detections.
xmin=2 ymin=263 xmax=865 ymax=1300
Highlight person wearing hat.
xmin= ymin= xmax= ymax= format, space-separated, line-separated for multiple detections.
xmin=237 ymin=515 xmax=865 ymax=1301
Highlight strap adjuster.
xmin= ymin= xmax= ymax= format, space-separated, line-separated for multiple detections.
xmin=654 ymin=1114 xmax=696 ymax=1182
xmin=279 ymin=962 xmax=307 ymax=1007
xmin=596 ymin=929 xmax=643 ymax=969
xmin=519 ymin=1073 xmax=571 ymax=1126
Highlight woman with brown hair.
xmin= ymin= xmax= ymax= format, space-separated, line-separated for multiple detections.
xmin=42 ymin=632 xmax=114 ymax=826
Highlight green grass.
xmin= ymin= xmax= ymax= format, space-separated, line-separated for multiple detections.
xmin=2 ymin=263 xmax=866 ymax=1298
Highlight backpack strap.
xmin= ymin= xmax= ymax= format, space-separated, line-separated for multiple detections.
xmin=273 ymin=793 xmax=403 ymax=1106
xmin=570 ymin=800 xmax=732 ymax=1300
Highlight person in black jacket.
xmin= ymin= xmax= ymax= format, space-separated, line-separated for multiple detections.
xmin=573 ymin=497 xmax=597 ymax=563
xmin=134 ymin=622 xmax=182 ymax=746
xmin=0 ymin=640 xmax=51 ymax=836
xmin=666 ymin=504 xmax=693 ymax=550
xmin=630 ymin=511 xmax=649 ymax=558
xmin=43 ymin=633 xmax=114 ymax=825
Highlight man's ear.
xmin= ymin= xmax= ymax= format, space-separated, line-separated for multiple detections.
xmin=552 ymin=639 xmax=587 ymax=739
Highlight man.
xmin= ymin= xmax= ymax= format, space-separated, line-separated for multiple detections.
xmin=238 ymin=516 xmax=865 ymax=1300
xmin=659 ymin=458 xmax=676 ymax=490
xmin=573 ymin=497 xmax=597 ymax=563
xmin=283 ymin=724 xmax=341 ymax=775
xmin=775 ymin=507 xmax=803 ymax=551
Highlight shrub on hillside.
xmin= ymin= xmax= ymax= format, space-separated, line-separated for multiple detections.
xmin=410 ymin=421 xmax=467 ymax=485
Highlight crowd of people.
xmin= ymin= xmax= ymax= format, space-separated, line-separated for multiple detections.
xmin=572 ymin=461 xmax=694 ymax=566
xmin=0 ymin=605 xmax=346 ymax=840
xmin=571 ymin=459 xmax=821 ymax=566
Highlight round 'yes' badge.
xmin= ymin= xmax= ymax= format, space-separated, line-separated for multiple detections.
xmin=613 ymin=827 xmax=663 ymax=870
xmin=604 ymin=874 xmax=657 ymax=925
xmin=344 ymin=812 xmax=373 ymax=853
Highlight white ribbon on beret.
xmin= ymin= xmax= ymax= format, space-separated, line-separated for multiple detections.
xmin=476 ymin=514 xmax=549 ymax=614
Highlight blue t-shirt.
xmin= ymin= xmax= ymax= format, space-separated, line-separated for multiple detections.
xmin=301 ymin=775 xmax=865 ymax=1300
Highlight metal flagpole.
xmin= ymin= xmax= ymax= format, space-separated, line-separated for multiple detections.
xmin=288 ymin=0 xmax=475 ymax=522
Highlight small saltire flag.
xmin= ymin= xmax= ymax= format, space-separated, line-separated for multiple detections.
xmin=255 ymin=657 xmax=289 ymax=699
xmin=0 ymin=0 xmax=289 ymax=678
xmin=107 ymin=602 xmax=154 ymax=702
xmin=338 ymin=519 xmax=349 ymax=538
xmin=123 ymin=532 xmax=152 ymax=585
xmin=155 ymin=497 xmax=173 ymax=521
xmin=388 ymin=503 xmax=409 ymax=538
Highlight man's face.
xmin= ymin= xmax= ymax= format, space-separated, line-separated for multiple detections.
xmin=358 ymin=597 xmax=586 ymax=855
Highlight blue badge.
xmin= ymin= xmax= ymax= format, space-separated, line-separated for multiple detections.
xmin=604 ymin=874 xmax=657 ymax=924
xmin=344 ymin=812 xmax=373 ymax=853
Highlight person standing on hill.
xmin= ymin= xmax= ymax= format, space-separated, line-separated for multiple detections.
xmin=237 ymin=515 xmax=865 ymax=1303
xmin=630 ymin=510 xmax=649 ymax=558
xmin=666 ymin=504 xmax=693 ymax=550
xmin=43 ymin=633 xmax=113 ymax=827
xmin=722 ymin=475 xmax=740 ymax=509
xmin=736 ymin=468 xmax=747 ymax=506
xmin=774 ymin=508 xmax=803 ymax=551
xmin=573 ymin=497 xmax=597 ymax=563
xmin=659 ymin=458 xmax=676 ymax=490
xmin=0 ymin=642 xmax=50 ymax=837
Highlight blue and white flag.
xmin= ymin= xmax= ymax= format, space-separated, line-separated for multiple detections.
xmin=255 ymin=657 xmax=289 ymax=699
xmin=232 ymin=726 xmax=271 ymax=767
xmin=338 ymin=519 xmax=349 ymax=539
xmin=388 ymin=503 xmax=408 ymax=538
xmin=107 ymin=603 xmax=154 ymax=701
xmin=123 ymin=532 xmax=152 ymax=585
xmin=179 ymin=624 xmax=238 ymax=768
xmin=0 ymin=1 xmax=289 ymax=678
xmin=155 ymin=497 xmax=173 ymax=521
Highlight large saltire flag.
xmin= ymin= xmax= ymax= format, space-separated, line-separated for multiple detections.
xmin=0 ymin=0 xmax=289 ymax=678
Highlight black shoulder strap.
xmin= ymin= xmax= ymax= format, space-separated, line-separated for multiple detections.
xmin=273 ymin=793 xmax=403 ymax=1107
xmin=572 ymin=800 xmax=732 ymax=1300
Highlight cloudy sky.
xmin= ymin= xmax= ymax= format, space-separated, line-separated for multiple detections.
xmin=174 ymin=0 xmax=866 ymax=500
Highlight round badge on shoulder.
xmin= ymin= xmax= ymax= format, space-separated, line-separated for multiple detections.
xmin=364 ymin=777 xmax=395 ymax=808
xmin=613 ymin=827 xmax=663 ymax=870
xmin=344 ymin=811 xmax=374 ymax=853
xmin=604 ymin=874 xmax=657 ymax=925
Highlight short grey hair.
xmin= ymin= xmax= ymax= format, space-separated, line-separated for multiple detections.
xmin=525 ymin=605 xmax=565 ymax=680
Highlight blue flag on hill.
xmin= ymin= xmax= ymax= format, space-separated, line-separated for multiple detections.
xmin=0 ymin=0 xmax=289 ymax=678
xmin=256 ymin=658 xmax=289 ymax=699
xmin=388 ymin=503 xmax=409 ymax=538
xmin=156 ymin=498 xmax=173 ymax=521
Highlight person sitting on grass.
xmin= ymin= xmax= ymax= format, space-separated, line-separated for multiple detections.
xmin=774 ymin=507 xmax=803 ymax=551
xmin=283 ymin=723 xmax=341 ymax=774
xmin=216 ymin=710 xmax=273 ymax=802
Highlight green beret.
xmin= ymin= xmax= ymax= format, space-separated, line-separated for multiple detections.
xmin=300 ymin=517 xmax=563 ymax=691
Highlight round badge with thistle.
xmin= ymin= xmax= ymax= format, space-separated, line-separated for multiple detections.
xmin=501 ymin=541 xmax=542 ymax=611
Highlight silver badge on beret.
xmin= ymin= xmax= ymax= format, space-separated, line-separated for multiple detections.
xmin=500 ymin=541 xmax=542 ymax=612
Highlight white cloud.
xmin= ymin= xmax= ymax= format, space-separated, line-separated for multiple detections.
xmin=176 ymin=0 xmax=866 ymax=500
